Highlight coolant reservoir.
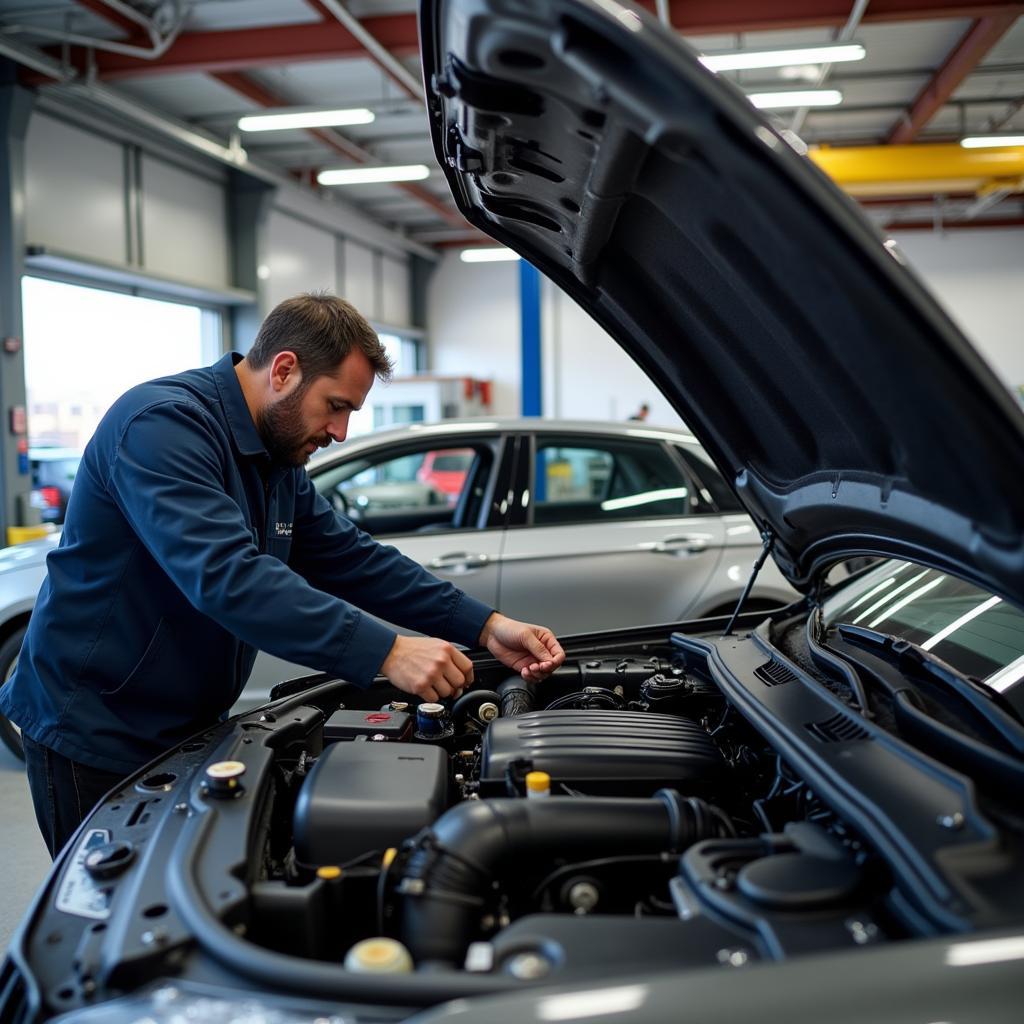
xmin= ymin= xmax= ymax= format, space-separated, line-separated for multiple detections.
xmin=526 ymin=771 xmax=551 ymax=798
xmin=345 ymin=937 xmax=414 ymax=974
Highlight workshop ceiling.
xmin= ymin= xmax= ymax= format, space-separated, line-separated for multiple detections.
xmin=0 ymin=0 xmax=1021 ymax=245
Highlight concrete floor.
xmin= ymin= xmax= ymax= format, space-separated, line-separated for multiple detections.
xmin=0 ymin=744 xmax=49 ymax=954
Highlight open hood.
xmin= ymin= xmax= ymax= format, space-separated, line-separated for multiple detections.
xmin=420 ymin=0 xmax=1024 ymax=605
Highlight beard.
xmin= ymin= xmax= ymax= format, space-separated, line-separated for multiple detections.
xmin=255 ymin=386 xmax=331 ymax=466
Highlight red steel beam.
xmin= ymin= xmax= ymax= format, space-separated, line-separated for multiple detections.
xmin=213 ymin=71 xmax=466 ymax=229
xmin=62 ymin=1 xmax=1023 ymax=81
xmin=884 ymin=215 xmax=1024 ymax=228
xmin=72 ymin=0 xmax=144 ymax=39
xmin=887 ymin=12 xmax=1021 ymax=143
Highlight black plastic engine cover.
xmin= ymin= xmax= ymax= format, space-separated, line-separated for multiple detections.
xmin=480 ymin=710 xmax=724 ymax=796
xmin=293 ymin=741 xmax=448 ymax=865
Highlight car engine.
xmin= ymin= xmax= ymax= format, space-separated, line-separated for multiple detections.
xmin=238 ymin=648 xmax=886 ymax=980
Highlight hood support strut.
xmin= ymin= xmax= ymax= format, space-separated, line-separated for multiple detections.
xmin=724 ymin=528 xmax=776 ymax=637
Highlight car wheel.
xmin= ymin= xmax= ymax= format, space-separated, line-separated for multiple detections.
xmin=0 ymin=624 xmax=26 ymax=761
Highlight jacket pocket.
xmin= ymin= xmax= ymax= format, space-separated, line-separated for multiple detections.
xmin=100 ymin=617 xmax=170 ymax=696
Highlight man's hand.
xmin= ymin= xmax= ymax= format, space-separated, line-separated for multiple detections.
xmin=479 ymin=612 xmax=565 ymax=682
xmin=381 ymin=635 xmax=474 ymax=701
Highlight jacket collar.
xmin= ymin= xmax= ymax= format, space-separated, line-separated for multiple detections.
xmin=212 ymin=353 xmax=269 ymax=460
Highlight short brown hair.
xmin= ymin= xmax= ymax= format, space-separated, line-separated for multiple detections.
xmin=247 ymin=292 xmax=393 ymax=384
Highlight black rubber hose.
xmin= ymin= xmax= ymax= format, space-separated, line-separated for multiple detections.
xmin=497 ymin=676 xmax=534 ymax=717
xmin=400 ymin=791 xmax=719 ymax=964
xmin=451 ymin=689 xmax=501 ymax=727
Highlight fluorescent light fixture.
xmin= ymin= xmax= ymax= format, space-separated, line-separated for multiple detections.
xmin=701 ymin=43 xmax=865 ymax=73
xmin=960 ymin=134 xmax=1024 ymax=148
xmin=748 ymin=89 xmax=843 ymax=110
xmin=459 ymin=247 xmax=521 ymax=263
xmin=238 ymin=108 xmax=375 ymax=132
xmin=317 ymin=164 xmax=430 ymax=185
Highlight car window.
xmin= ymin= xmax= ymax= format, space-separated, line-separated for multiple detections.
xmin=311 ymin=443 xmax=491 ymax=536
xmin=673 ymin=445 xmax=743 ymax=513
xmin=824 ymin=560 xmax=1024 ymax=705
xmin=533 ymin=438 xmax=688 ymax=526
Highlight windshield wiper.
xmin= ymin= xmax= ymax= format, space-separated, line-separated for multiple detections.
xmin=835 ymin=622 xmax=1024 ymax=754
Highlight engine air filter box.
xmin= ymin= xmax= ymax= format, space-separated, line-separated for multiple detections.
xmin=294 ymin=742 xmax=447 ymax=865
xmin=480 ymin=710 xmax=724 ymax=797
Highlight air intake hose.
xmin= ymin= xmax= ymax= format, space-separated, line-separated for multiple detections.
xmin=400 ymin=791 xmax=721 ymax=965
xmin=497 ymin=675 xmax=535 ymax=717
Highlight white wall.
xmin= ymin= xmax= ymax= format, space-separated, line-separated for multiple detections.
xmin=427 ymin=230 xmax=1024 ymax=423
xmin=426 ymin=253 xmax=521 ymax=416
xmin=891 ymin=227 xmax=1024 ymax=395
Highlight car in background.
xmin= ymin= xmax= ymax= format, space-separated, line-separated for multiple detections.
xmin=29 ymin=448 xmax=81 ymax=524
xmin=0 ymin=418 xmax=798 ymax=758
xmin=416 ymin=446 xmax=474 ymax=505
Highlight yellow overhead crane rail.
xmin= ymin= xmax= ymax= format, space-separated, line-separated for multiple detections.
xmin=808 ymin=143 xmax=1024 ymax=199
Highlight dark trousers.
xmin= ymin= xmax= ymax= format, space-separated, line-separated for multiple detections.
xmin=22 ymin=735 xmax=126 ymax=859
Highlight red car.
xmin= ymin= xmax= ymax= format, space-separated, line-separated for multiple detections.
xmin=415 ymin=447 xmax=474 ymax=504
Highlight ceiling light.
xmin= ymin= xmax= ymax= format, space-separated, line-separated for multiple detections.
xmin=459 ymin=247 xmax=521 ymax=263
xmin=238 ymin=108 xmax=375 ymax=132
xmin=700 ymin=43 xmax=865 ymax=73
xmin=748 ymin=89 xmax=843 ymax=110
xmin=960 ymin=134 xmax=1024 ymax=148
xmin=317 ymin=164 xmax=430 ymax=185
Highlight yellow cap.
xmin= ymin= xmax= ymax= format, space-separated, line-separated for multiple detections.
xmin=525 ymin=771 xmax=551 ymax=793
xmin=344 ymin=937 xmax=414 ymax=974
xmin=316 ymin=865 xmax=342 ymax=880
xmin=382 ymin=847 xmax=398 ymax=869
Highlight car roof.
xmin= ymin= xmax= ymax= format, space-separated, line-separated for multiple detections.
xmin=309 ymin=418 xmax=702 ymax=467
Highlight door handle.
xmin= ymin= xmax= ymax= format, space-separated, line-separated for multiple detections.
xmin=428 ymin=552 xmax=490 ymax=571
xmin=654 ymin=535 xmax=709 ymax=555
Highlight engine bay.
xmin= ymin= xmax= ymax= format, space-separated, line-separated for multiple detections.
xmin=14 ymin=621 xmax=1024 ymax=1017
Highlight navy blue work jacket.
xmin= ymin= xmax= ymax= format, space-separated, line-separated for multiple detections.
xmin=0 ymin=354 xmax=493 ymax=774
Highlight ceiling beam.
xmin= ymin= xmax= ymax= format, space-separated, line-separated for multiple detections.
xmin=72 ymin=0 xmax=146 ymax=39
xmin=213 ymin=71 xmax=466 ymax=229
xmin=887 ymin=12 xmax=1021 ymax=143
xmin=49 ymin=1 xmax=1023 ymax=82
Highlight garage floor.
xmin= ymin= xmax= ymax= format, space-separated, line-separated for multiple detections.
xmin=0 ymin=747 xmax=49 ymax=953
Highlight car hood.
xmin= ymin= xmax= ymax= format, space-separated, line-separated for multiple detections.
xmin=420 ymin=0 xmax=1024 ymax=605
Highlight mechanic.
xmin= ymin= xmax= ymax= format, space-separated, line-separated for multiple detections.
xmin=0 ymin=292 xmax=565 ymax=857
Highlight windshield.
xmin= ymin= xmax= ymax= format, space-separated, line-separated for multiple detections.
xmin=823 ymin=561 xmax=1024 ymax=703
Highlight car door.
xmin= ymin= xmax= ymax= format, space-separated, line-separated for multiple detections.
xmin=242 ymin=433 xmax=512 ymax=707
xmin=495 ymin=432 xmax=727 ymax=635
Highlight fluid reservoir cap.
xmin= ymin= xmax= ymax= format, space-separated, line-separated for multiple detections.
xmin=84 ymin=840 xmax=135 ymax=880
xmin=316 ymin=865 xmax=342 ymax=880
xmin=344 ymin=937 xmax=414 ymax=974
xmin=737 ymin=852 xmax=861 ymax=909
xmin=204 ymin=760 xmax=246 ymax=798
xmin=525 ymin=771 xmax=551 ymax=797
xmin=418 ymin=702 xmax=445 ymax=717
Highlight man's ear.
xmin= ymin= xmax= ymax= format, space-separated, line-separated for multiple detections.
xmin=268 ymin=350 xmax=301 ymax=394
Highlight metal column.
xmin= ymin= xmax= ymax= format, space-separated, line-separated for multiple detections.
xmin=0 ymin=66 xmax=35 ymax=538
xmin=519 ymin=259 xmax=542 ymax=416
xmin=227 ymin=168 xmax=275 ymax=354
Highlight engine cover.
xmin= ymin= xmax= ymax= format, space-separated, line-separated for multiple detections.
xmin=480 ymin=710 xmax=725 ymax=796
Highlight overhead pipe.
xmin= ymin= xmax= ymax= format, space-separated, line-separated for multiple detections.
xmin=315 ymin=0 xmax=425 ymax=103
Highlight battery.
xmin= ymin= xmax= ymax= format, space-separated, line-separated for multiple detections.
xmin=324 ymin=709 xmax=411 ymax=742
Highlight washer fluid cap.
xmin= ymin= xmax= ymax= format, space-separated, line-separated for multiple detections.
xmin=737 ymin=852 xmax=861 ymax=909
xmin=344 ymin=937 xmax=414 ymax=974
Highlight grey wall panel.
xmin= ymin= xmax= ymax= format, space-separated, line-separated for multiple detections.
xmin=380 ymin=254 xmax=411 ymax=328
xmin=342 ymin=239 xmax=376 ymax=319
xmin=141 ymin=155 xmax=230 ymax=288
xmin=264 ymin=208 xmax=335 ymax=311
xmin=26 ymin=114 xmax=126 ymax=265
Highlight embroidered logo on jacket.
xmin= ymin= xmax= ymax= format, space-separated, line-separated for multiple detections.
xmin=275 ymin=522 xmax=293 ymax=538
